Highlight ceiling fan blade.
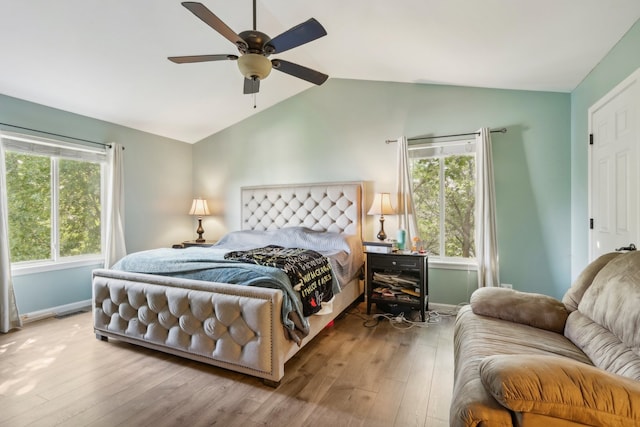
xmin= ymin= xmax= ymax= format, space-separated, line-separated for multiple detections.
xmin=181 ymin=2 xmax=248 ymax=50
xmin=168 ymin=54 xmax=238 ymax=64
xmin=243 ymin=77 xmax=260 ymax=94
xmin=272 ymin=59 xmax=328 ymax=85
xmin=266 ymin=18 xmax=327 ymax=54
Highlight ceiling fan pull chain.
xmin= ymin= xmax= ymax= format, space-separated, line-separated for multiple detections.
xmin=253 ymin=92 xmax=257 ymax=109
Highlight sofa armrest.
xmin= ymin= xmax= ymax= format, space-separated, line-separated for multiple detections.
xmin=480 ymin=354 xmax=640 ymax=427
xmin=470 ymin=287 xmax=568 ymax=333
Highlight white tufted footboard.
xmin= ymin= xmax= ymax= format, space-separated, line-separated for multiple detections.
xmin=92 ymin=268 xmax=288 ymax=383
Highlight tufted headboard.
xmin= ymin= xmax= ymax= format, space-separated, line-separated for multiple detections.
xmin=241 ymin=182 xmax=362 ymax=237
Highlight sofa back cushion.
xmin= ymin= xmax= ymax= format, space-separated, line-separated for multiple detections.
xmin=562 ymin=252 xmax=621 ymax=312
xmin=565 ymin=251 xmax=640 ymax=380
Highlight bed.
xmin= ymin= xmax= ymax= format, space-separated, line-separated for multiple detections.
xmin=92 ymin=182 xmax=363 ymax=385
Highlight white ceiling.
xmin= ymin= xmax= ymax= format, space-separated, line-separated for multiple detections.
xmin=2 ymin=1 xmax=640 ymax=143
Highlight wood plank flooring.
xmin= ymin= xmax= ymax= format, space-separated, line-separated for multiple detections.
xmin=0 ymin=303 xmax=455 ymax=427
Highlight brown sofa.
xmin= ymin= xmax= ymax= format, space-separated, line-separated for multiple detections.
xmin=451 ymin=251 xmax=640 ymax=426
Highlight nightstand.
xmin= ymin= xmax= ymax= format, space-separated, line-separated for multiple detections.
xmin=366 ymin=252 xmax=428 ymax=321
xmin=181 ymin=240 xmax=217 ymax=248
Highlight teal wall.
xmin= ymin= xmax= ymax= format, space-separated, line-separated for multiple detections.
xmin=570 ymin=19 xmax=640 ymax=278
xmin=1 ymin=94 xmax=193 ymax=314
xmin=193 ymin=80 xmax=571 ymax=303
xmin=12 ymin=266 xmax=98 ymax=315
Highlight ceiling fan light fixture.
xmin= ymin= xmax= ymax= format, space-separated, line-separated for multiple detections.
xmin=170 ymin=2 xmax=328 ymax=94
xmin=237 ymin=53 xmax=272 ymax=80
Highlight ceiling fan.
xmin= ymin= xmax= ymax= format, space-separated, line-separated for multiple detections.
xmin=168 ymin=1 xmax=329 ymax=95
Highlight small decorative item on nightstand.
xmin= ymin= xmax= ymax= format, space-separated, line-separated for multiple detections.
xmin=396 ymin=228 xmax=406 ymax=250
xmin=363 ymin=241 xmax=393 ymax=254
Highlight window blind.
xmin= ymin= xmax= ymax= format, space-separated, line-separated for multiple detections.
xmin=409 ymin=138 xmax=475 ymax=159
xmin=1 ymin=131 xmax=107 ymax=162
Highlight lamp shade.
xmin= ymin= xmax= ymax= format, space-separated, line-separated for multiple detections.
xmin=189 ymin=198 xmax=210 ymax=217
xmin=237 ymin=53 xmax=272 ymax=80
xmin=367 ymin=193 xmax=395 ymax=216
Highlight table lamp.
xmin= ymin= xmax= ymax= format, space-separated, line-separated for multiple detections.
xmin=367 ymin=193 xmax=395 ymax=241
xmin=189 ymin=198 xmax=210 ymax=242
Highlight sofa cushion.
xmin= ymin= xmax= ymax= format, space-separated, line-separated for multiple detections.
xmin=569 ymin=251 xmax=640 ymax=380
xmin=480 ymin=354 xmax=640 ymax=427
xmin=454 ymin=306 xmax=592 ymax=372
xmin=565 ymin=310 xmax=640 ymax=380
xmin=562 ymin=252 xmax=621 ymax=312
xmin=470 ymin=287 xmax=568 ymax=333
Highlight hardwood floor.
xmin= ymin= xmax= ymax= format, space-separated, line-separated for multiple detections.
xmin=0 ymin=303 xmax=455 ymax=427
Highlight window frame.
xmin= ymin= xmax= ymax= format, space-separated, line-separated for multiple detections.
xmin=409 ymin=137 xmax=478 ymax=270
xmin=1 ymin=131 xmax=107 ymax=274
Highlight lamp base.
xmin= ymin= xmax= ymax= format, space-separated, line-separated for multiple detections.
xmin=195 ymin=218 xmax=205 ymax=243
xmin=376 ymin=217 xmax=387 ymax=241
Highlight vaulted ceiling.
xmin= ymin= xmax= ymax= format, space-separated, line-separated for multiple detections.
xmin=2 ymin=1 xmax=640 ymax=143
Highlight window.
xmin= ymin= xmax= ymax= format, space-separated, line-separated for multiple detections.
xmin=2 ymin=133 xmax=105 ymax=268
xmin=409 ymin=138 xmax=476 ymax=263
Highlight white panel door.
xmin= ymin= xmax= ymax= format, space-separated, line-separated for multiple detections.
xmin=589 ymin=68 xmax=640 ymax=260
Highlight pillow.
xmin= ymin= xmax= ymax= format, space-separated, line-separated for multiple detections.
xmin=215 ymin=227 xmax=353 ymax=252
xmin=480 ymin=354 xmax=640 ymax=427
xmin=470 ymin=287 xmax=568 ymax=333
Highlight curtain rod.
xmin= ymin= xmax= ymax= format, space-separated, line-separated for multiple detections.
xmin=385 ymin=127 xmax=507 ymax=144
xmin=0 ymin=121 xmax=112 ymax=148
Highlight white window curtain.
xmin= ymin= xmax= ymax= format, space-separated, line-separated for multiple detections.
xmin=0 ymin=141 xmax=22 ymax=333
xmin=104 ymin=143 xmax=126 ymax=268
xmin=475 ymin=128 xmax=500 ymax=287
xmin=396 ymin=136 xmax=419 ymax=247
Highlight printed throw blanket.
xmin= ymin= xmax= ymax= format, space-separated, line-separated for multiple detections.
xmin=224 ymin=245 xmax=334 ymax=316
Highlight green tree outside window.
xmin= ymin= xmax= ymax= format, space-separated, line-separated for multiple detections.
xmin=5 ymin=152 xmax=51 ymax=262
xmin=59 ymin=159 xmax=102 ymax=257
xmin=5 ymin=151 xmax=102 ymax=263
xmin=411 ymin=152 xmax=475 ymax=259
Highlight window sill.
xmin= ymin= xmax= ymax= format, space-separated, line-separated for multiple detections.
xmin=428 ymin=257 xmax=478 ymax=271
xmin=11 ymin=257 xmax=104 ymax=276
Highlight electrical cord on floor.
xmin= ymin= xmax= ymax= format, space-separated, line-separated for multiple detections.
xmin=425 ymin=302 xmax=468 ymax=319
xmin=346 ymin=306 xmax=400 ymax=328
xmin=344 ymin=306 xmax=374 ymax=326
xmin=370 ymin=312 xmax=431 ymax=329
xmin=366 ymin=313 xmax=424 ymax=328
xmin=347 ymin=305 xmax=460 ymax=329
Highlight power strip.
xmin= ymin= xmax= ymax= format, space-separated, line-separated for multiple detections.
xmin=391 ymin=315 xmax=405 ymax=323
xmin=373 ymin=312 xmax=429 ymax=329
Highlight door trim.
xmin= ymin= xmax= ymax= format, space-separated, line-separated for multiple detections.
xmin=587 ymin=66 xmax=640 ymax=261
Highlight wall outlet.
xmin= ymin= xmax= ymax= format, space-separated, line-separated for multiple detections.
xmin=500 ymin=283 xmax=513 ymax=289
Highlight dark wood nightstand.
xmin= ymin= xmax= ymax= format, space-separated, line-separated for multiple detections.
xmin=181 ymin=240 xmax=217 ymax=248
xmin=366 ymin=252 xmax=429 ymax=321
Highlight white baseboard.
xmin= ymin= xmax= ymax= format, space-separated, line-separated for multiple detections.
xmin=20 ymin=299 xmax=92 ymax=324
xmin=428 ymin=302 xmax=467 ymax=315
